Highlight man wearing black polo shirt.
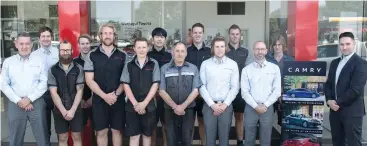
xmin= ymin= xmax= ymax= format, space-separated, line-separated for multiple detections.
xmin=74 ymin=34 xmax=96 ymax=145
xmin=84 ymin=23 xmax=126 ymax=146
xmin=121 ymin=37 xmax=160 ymax=146
xmin=185 ymin=23 xmax=211 ymax=145
xmin=226 ymin=24 xmax=249 ymax=146
xmin=48 ymin=40 xmax=84 ymax=146
xmin=147 ymin=27 xmax=172 ymax=146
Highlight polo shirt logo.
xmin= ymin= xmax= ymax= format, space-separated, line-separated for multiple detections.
xmin=144 ymin=67 xmax=153 ymax=71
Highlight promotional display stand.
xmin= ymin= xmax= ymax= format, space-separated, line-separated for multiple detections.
xmin=280 ymin=61 xmax=327 ymax=146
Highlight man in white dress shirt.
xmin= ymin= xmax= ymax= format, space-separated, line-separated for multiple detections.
xmin=241 ymin=41 xmax=281 ymax=146
xmin=199 ymin=36 xmax=239 ymax=146
xmin=32 ymin=27 xmax=59 ymax=142
xmin=1 ymin=32 xmax=49 ymax=146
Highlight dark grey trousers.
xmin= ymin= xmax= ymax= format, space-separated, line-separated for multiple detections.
xmin=244 ymin=104 xmax=274 ymax=146
xmin=8 ymin=98 xmax=49 ymax=146
xmin=202 ymin=103 xmax=233 ymax=146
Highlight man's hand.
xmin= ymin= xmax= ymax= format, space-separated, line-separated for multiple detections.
xmin=24 ymin=104 xmax=34 ymax=111
xmin=134 ymin=102 xmax=148 ymax=114
xmin=211 ymin=104 xmax=224 ymax=116
xmin=327 ymin=100 xmax=340 ymax=111
xmin=18 ymin=97 xmax=31 ymax=109
xmin=86 ymin=98 xmax=92 ymax=108
xmin=64 ymin=109 xmax=76 ymax=121
xmin=103 ymin=92 xmax=117 ymax=105
xmin=137 ymin=109 xmax=146 ymax=115
xmin=255 ymin=104 xmax=267 ymax=114
xmin=174 ymin=104 xmax=186 ymax=115
xmin=81 ymin=100 xmax=86 ymax=108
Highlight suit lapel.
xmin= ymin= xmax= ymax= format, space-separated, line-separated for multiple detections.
xmin=336 ymin=53 xmax=356 ymax=86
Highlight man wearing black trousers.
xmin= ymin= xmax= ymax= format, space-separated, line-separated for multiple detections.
xmin=325 ymin=32 xmax=367 ymax=146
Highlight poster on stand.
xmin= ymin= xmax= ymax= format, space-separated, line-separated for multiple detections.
xmin=281 ymin=61 xmax=327 ymax=146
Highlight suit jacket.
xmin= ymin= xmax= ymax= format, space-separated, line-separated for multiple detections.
xmin=325 ymin=53 xmax=367 ymax=117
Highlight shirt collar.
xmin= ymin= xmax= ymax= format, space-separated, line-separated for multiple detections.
xmin=253 ymin=60 xmax=268 ymax=68
xmin=98 ymin=45 xmax=116 ymax=55
xmin=58 ymin=61 xmax=75 ymax=70
xmin=228 ymin=43 xmax=241 ymax=50
xmin=134 ymin=56 xmax=149 ymax=67
xmin=152 ymin=46 xmax=166 ymax=54
xmin=170 ymin=60 xmax=190 ymax=68
xmin=16 ymin=54 xmax=31 ymax=61
xmin=341 ymin=52 xmax=354 ymax=61
xmin=212 ymin=56 xmax=227 ymax=64
xmin=40 ymin=46 xmax=52 ymax=55
xmin=191 ymin=42 xmax=206 ymax=51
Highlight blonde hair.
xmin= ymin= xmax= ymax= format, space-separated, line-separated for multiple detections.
xmin=98 ymin=23 xmax=118 ymax=45
xmin=210 ymin=36 xmax=230 ymax=55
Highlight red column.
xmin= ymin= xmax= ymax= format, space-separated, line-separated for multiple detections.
xmin=58 ymin=0 xmax=89 ymax=58
xmin=287 ymin=1 xmax=319 ymax=61
xmin=58 ymin=1 xmax=91 ymax=146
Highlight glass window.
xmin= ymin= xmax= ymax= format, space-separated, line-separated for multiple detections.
xmin=90 ymin=0 xmax=184 ymax=53
xmin=1 ymin=1 xmax=59 ymax=59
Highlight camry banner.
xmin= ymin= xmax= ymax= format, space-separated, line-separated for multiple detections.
xmin=280 ymin=61 xmax=327 ymax=146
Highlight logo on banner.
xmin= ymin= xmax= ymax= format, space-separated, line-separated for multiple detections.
xmin=281 ymin=61 xmax=327 ymax=146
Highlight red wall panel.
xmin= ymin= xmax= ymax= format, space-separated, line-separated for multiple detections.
xmin=288 ymin=1 xmax=319 ymax=61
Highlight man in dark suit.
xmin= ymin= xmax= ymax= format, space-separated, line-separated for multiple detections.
xmin=325 ymin=32 xmax=367 ymax=146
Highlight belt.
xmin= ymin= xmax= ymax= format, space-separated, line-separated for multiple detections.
xmin=214 ymin=101 xmax=224 ymax=104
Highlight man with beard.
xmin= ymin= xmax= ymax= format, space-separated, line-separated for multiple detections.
xmin=241 ymin=41 xmax=281 ymax=146
xmin=74 ymin=34 xmax=96 ymax=145
xmin=32 ymin=27 xmax=59 ymax=143
xmin=84 ymin=23 xmax=126 ymax=146
xmin=185 ymin=23 xmax=211 ymax=145
xmin=48 ymin=40 xmax=84 ymax=146
xmin=2 ymin=32 xmax=48 ymax=146
xmin=147 ymin=27 xmax=172 ymax=146
xmin=225 ymin=24 xmax=248 ymax=146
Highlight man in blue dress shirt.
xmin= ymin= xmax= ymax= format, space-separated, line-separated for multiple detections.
xmin=1 ymin=32 xmax=49 ymax=146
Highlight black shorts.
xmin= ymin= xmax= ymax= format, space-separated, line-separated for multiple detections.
xmin=92 ymin=95 xmax=125 ymax=131
xmin=125 ymin=110 xmax=156 ymax=137
xmin=194 ymin=97 xmax=204 ymax=118
xmin=53 ymin=109 xmax=83 ymax=134
xmin=232 ymin=93 xmax=246 ymax=113
xmin=156 ymin=97 xmax=165 ymax=124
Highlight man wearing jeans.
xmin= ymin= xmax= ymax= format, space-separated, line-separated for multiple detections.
xmin=241 ymin=41 xmax=281 ymax=146
xmin=159 ymin=42 xmax=201 ymax=146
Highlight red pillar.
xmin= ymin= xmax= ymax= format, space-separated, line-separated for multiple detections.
xmin=58 ymin=1 xmax=91 ymax=146
xmin=58 ymin=0 xmax=89 ymax=58
xmin=287 ymin=1 xmax=319 ymax=61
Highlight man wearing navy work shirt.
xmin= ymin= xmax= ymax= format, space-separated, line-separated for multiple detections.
xmin=148 ymin=27 xmax=172 ymax=146
xmin=185 ymin=23 xmax=211 ymax=145
xmin=226 ymin=24 xmax=249 ymax=146
xmin=84 ymin=23 xmax=126 ymax=146
xmin=121 ymin=37 xmax=160 ymax=146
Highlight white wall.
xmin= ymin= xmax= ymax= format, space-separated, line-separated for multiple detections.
xmin=186 ymin=1 xmax=266 ymax=53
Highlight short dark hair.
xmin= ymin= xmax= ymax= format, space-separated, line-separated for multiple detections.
xmin=228 ymin=24 xmax=241 ymax=33
xmin=17 ymin=32 xmax=31 ymax=39
xmin=191 ymin=23 xmax=205 ymax=32
xmin=60 ymin=40 xmax=72 ymax=49
xmin=339 ymin=32 xmax=355 ymax=40
xmin=172 ymin=41 xmax=186 ymax=50
xmin=38 ymin=26 xmax=53 ymax=38
xmin=78 ymin=34 xmax=92 ymax=43
xmin=152 ymin=27 xmax=167 ymax=38
xmin=134 ymin=37 xmax=149 ymax=46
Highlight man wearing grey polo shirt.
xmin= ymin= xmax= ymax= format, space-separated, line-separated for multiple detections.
xmin=200 ymin=37 xmax=239 ymax=146
xmin=1 ymin=32 xmax=49 ymax=146
xmin=159 ymin=42 xmax=201 ymax=146
xmin=241 ymin=41 xmax=281 ymax=146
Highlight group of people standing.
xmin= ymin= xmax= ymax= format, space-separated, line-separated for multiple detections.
xmin=1 ymin=21 xmax=365 ymax=146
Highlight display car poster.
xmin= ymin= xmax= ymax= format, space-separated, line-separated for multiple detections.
xmin=281 ymin=61 xmax=327 ymax=146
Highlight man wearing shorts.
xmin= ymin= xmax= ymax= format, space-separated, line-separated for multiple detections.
xmin=48 ymin=40 xmax=84 ymax=146
xmin=121 ymin=37 xmax=160 ymax=146
xmin=84 ymin=23 xmax=126 ymax=146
